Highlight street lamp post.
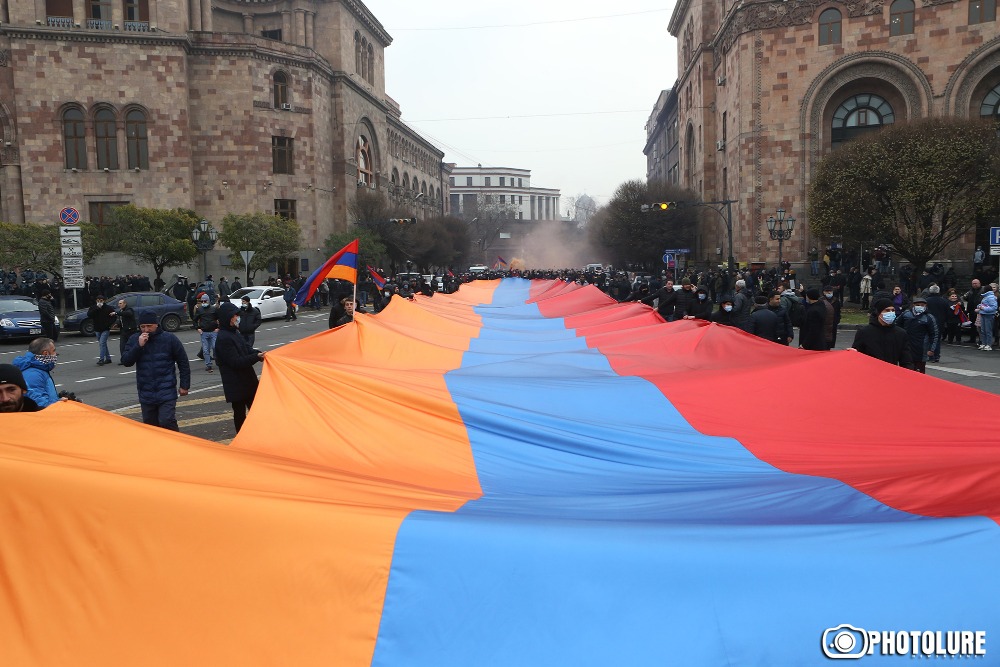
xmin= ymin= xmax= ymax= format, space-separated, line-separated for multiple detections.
xmin=766 ymin=208 xmax=795 ymax=269
xmin=191 ymin=219 xmax=219 ymax=281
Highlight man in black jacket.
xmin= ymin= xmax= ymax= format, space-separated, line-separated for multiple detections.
xmin=87 ymin=296 xmax=118 ymax=365
xmin=748 ymin=295 xmax=781 ymax=343
xmin=116 ymin=298 xmax=138 ymax=365
xmin=38 ymin=290 xmax=57 ymax=341
xmin=852 ymin=298 xmax=913 ymax=368
xmin=767 ymin=291 xmax=794 ymax=345
xmin=237 ymin=296 xmax=262 ymax=347
xmin=799 ymin=288 xmax=829 ymax=351
xmin=121 ymin=311 xmax=190 ymax=430
xmin=214 ymin=303 xmax=265 ymax=433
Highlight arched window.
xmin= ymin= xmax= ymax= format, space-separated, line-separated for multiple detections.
xmin=391 ymin=167 xmax=399 ymax=185
xmin=367 ymin=44 xmax=375 ymax=84
xmin=832 ymin=94 xmax=895 ymax=148
xmin=684 ymin=125 xmax=695 ymax=186
xmin=420 ymin=181 xmax=427 ymax=195
xmin=125 ymin=109 xmax=148 ymax=170
xmin=980 ymin=82 xmax=1000 ymax=117
xmin=890 ymin=0 xmax=915 ymax=35
xmin=95 ymin=108 xmax=118 ymax=170
xmin=969 ymin=0 xmax=997 ymax=24
xmin=429 ymin=186 xmax=435 ymax=201
xmin=62 ymin=108 xmax=87 ymax=170
xmin=356 ymin=136 xmax=373 ymax=186
xmin=402 ymin=173 xmax=410 ymax=189
xmin=819 ymin=8 xmax=842 ymax=45
xmin=273 ymin=71 xmax=288 ymax=108
xmin=360 ymin=38 xmax=368 ymax=81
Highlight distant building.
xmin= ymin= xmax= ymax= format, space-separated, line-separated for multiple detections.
xmin=0 ymin=0 xmax=448 ymax=276
xmin=657 ymin=0 xmax=999 ymax=270
xmin=447 ymin=165 xmax=562 ymax=263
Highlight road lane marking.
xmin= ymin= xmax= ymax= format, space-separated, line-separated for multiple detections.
xmin=119 ymin=370 xmax=135 ymax=375
xmin=930 ymin=367 xmax=1000 ymax=379
xmin=111 ymin=383 xmax=223 ymax=413
xmin=178 ymin=413 xmax=232 ymax=428
xmin=115 ymin=395 xmax=227 ymax=416
xmin=76 ymin=377 xmax=105 ymax=383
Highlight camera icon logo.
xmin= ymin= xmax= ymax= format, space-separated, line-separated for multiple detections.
xmin=822 ymin=624 xmax=870 ymax=659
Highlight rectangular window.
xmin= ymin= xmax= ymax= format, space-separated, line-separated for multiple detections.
xmin=722 ymin=111 xmax=728 ymax=141
xmin=499 ymin=195 xmax=506 ymax=204
xmin=272 ymin=136 xmax=294 ymax=174
xmin=483 ymin=195 xmax=492 ymax=204
xmin=519 ymin=195 xmax=524 ymax=205
xmin=500 ymin=177 xmax=506 ymax=186
xmin=274 ymin=199 xmax=296 ymax=220
xmin=518 ymin=178 xmax=523 ymax=187
xmin=970 ymin=0 xmax=997 ymax=23
xmin=124 ymin=0 xmax=149 ymax=21
xmin=485 ymin=177 xmax=491 ymax=186
xmin=261 ymin=28 xmax=282 ymax=40
xmin=466 ymin=176 xmax=472 ymax=186
xmin=519 ymin=211 xmax=524 ymax=220
xmin=88 ymin=201 xmax=128 ymax=226
xmin=449 ymin=176 xmax=455 ymax=186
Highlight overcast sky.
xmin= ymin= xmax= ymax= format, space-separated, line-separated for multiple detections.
xmin=367 ymin=0 xmax=679 ymax=216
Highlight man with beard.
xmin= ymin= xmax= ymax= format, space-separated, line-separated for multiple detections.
xmin=0 ymin=364 xmax=40 ymax=412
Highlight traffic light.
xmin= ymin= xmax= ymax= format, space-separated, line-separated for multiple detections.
xmin=389 ymin=217 xmax=417 ymax=225
xmin=640 ymin=202 xmax=677 ymax=213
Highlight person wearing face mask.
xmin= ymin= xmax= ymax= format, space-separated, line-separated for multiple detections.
xmin=895 ymin=294 xmax=939 ymax=373
xmin=690 ymin=286 xmax=714 ymax=320
xmin=12 ymin=337 xmax=60 ymax=408
xmin=86 ymin=296 xmax=118 ymax=365
xmin=237 ymin=296 xmax=262 ymax=347
xmin=851 ymin=298 xmax=912 ymax=368
xmin=214 ymin=302 xmax=265 ymax=433
xmin=711 ymin=297 xmax=736 ymax=325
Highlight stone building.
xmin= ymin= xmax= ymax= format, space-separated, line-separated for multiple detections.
xmin=647 ymin=0 xmax=1000 ymax=271
xmin=0 ymin=0 xmax=448 ymax=276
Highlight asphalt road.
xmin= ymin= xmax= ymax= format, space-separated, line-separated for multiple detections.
xmin=2 ymin=313 xmax=998 ymax=445
xmin=0 ymin=307 xmax=332 ymax=444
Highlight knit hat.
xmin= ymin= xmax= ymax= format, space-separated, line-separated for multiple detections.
xmin=218 ymin=302 xmax=240 ymax=326
xmin=872 ymin=298 xmax=894 ymax=313
xmin=139 ymin=310 xmax=158 ymax=325
xmin=0 ymin=364 xmax=27 ymax=391
xmin=806 ymin=288 xmax=821 ymax=301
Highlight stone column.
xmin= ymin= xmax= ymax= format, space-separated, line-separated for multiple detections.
xmin=3 ymin=163 xmax=24 ymax=225
xmin=305 ymin=11 xmax=315 ymax=48
xmin=243 ymin=13 xmax=254 ymax=34
xmin=281 ymin=11 xmax=291 ymax=40
xmin=201 ymin=0 xmax=212 ymax=32
xmin=73 ymin=0 xmax=86 ymax=28
xmin=111 ymin=0 xmax=123 ymax=28
xmin=294 ymin=9 xmax=306 ymax=46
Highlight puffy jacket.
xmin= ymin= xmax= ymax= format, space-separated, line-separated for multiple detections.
xmin=978 ymin=290 xmax=998 ymax=316
xmin=121 ymin=329 xmax=191 ymax=404
xmin=12 ymin=351 xmax=58 ymax=408
xmin=37 ymin=297 xmax=56 ymax=324
xmin=896 ymin=309 xmax=940 ymax=357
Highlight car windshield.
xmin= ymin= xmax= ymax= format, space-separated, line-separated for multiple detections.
xmin=0 ymin=299 xmax=38 ymax=311
xmin=232 ymin=288 xmax=264 ymax=299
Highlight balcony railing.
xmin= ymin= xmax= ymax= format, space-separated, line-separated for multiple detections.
xmin=124 ymin=21 xmax=151 ymax=32
xmin=86 ymin=18 xmax=112 ymax=30
xmin=46 ymin=16 xmax=74 ymax=28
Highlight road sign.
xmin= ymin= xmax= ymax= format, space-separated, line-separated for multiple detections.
xmin=63 ymin=278 xmax=85 ymax=289
xmin=61 ymin=257 xmax=83 ymax=267
xmin=60 ymin=236 xmax=82 ymax=246
xmin=991 ymin=227 xmax=1000 ymax=245
xmin=240 ymin=250 xmax=256 ymax=266
xmin=62 ymin=267 xmax=84 ymax=278
xmin=59 ymin=225 xmax=82 ymax=237
xmin=59 ymin=207 xmax=81 ymax=225
xmin=664 ymin=248 xmax=692 ymax=254
xmin=990 ymin=246 xmax=1000 ymax=256
xmin=662 ymin=253 xmax=674 ymax=265
xmin=61 ymin=246 xmax=82 ymax=257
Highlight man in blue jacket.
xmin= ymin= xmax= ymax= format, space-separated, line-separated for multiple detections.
xmin=122 ymin=310 xmax=190 ymax=430
xmin=12 ymin=337 xmax=59 ymax=408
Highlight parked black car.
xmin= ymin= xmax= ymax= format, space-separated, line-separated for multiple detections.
xmin=62 ymin=292 xmax=186 ymax=336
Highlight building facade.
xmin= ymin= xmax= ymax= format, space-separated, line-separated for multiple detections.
xmin=0 ymin=0 xmax=448 ymax=275
xmin=655 ymin=0 xmax=1000 ymax=270
xmin=447 ymin=165 xmax=562 ymax=265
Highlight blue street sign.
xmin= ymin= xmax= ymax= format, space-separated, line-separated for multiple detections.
xmin=990 ymin=227 xmax=1000 ymax=246
xmin=662 ymin=253 xmax=674 ymax=264
xmin=59 ymin=207 xmax=80 ymax=225
xmin=664 ymin=248 xmax=692 ymax=254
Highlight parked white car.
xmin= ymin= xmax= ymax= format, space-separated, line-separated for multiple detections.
xmin=229 ymin=286 xmax=289 ymax=320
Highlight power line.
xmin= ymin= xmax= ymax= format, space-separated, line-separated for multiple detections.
xmin=409 ymin=109 xmax=649 ymax=122
xmin=388 ymin=8 xmax=669 ymax=31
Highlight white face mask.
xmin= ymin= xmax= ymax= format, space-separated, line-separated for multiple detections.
xmin=235 ymin=316 xmax=241 ymax=327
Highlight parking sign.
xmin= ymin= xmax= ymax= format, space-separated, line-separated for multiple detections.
xmin=990 ymin=227 xmax=1000 ymax=246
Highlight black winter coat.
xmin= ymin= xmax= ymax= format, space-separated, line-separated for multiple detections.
xmin=38 ymin=297 xmax=55 ymax=324
xmin=748 ymin=306 xmax=780 ymax=343
xmin=800 ymin=301 xmax=829 ymax=350
xmin=238 ymin=305 xmax=262 ymax=334
xmin=87 ymin=303 xmax=118 ymax=332
xmin=213 ymin=324 xmax=261 ymax=403
xmin=852 ymin=318 xmax=913 ymax=367
xmin=121 ymin=329 xmax=191 ymax=404
xmin=768 ymin=304 xmax=794 ymax=343
xmin=118 ymin=306 xmax=138 ymax=335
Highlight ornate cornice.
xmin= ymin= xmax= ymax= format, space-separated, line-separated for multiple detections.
xmin=341 ymin=0 xmax=392 ymax=46
xmin=1 ymin=25 xmax=189 ymax=49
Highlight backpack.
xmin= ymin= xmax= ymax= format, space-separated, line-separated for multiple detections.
xmin=782 ymin=294 xmax=805 ymax=328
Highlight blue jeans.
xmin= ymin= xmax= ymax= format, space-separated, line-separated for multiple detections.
xmin=141 ymin=400 xmax=179 ymax=431
xmin=980 ymin=314 xmax=994 ymax=348
xmin=97 ymin=329 xmax=111 ymax=361
xmin=200 ymin=330 xmax=217 ymax=367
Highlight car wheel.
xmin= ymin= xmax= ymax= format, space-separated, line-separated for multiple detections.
xmin=80 ymin=319 xmax=94 ymax=336
xmin=160 ymin=313 xmax=181 ymax=332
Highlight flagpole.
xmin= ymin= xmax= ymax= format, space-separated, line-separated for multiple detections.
xmin=352 ymin=272 xmax=358 ymax=313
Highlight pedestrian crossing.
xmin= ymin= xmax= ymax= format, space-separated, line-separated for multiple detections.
xmin=113 ymin=394 xmax=238 ymax=442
